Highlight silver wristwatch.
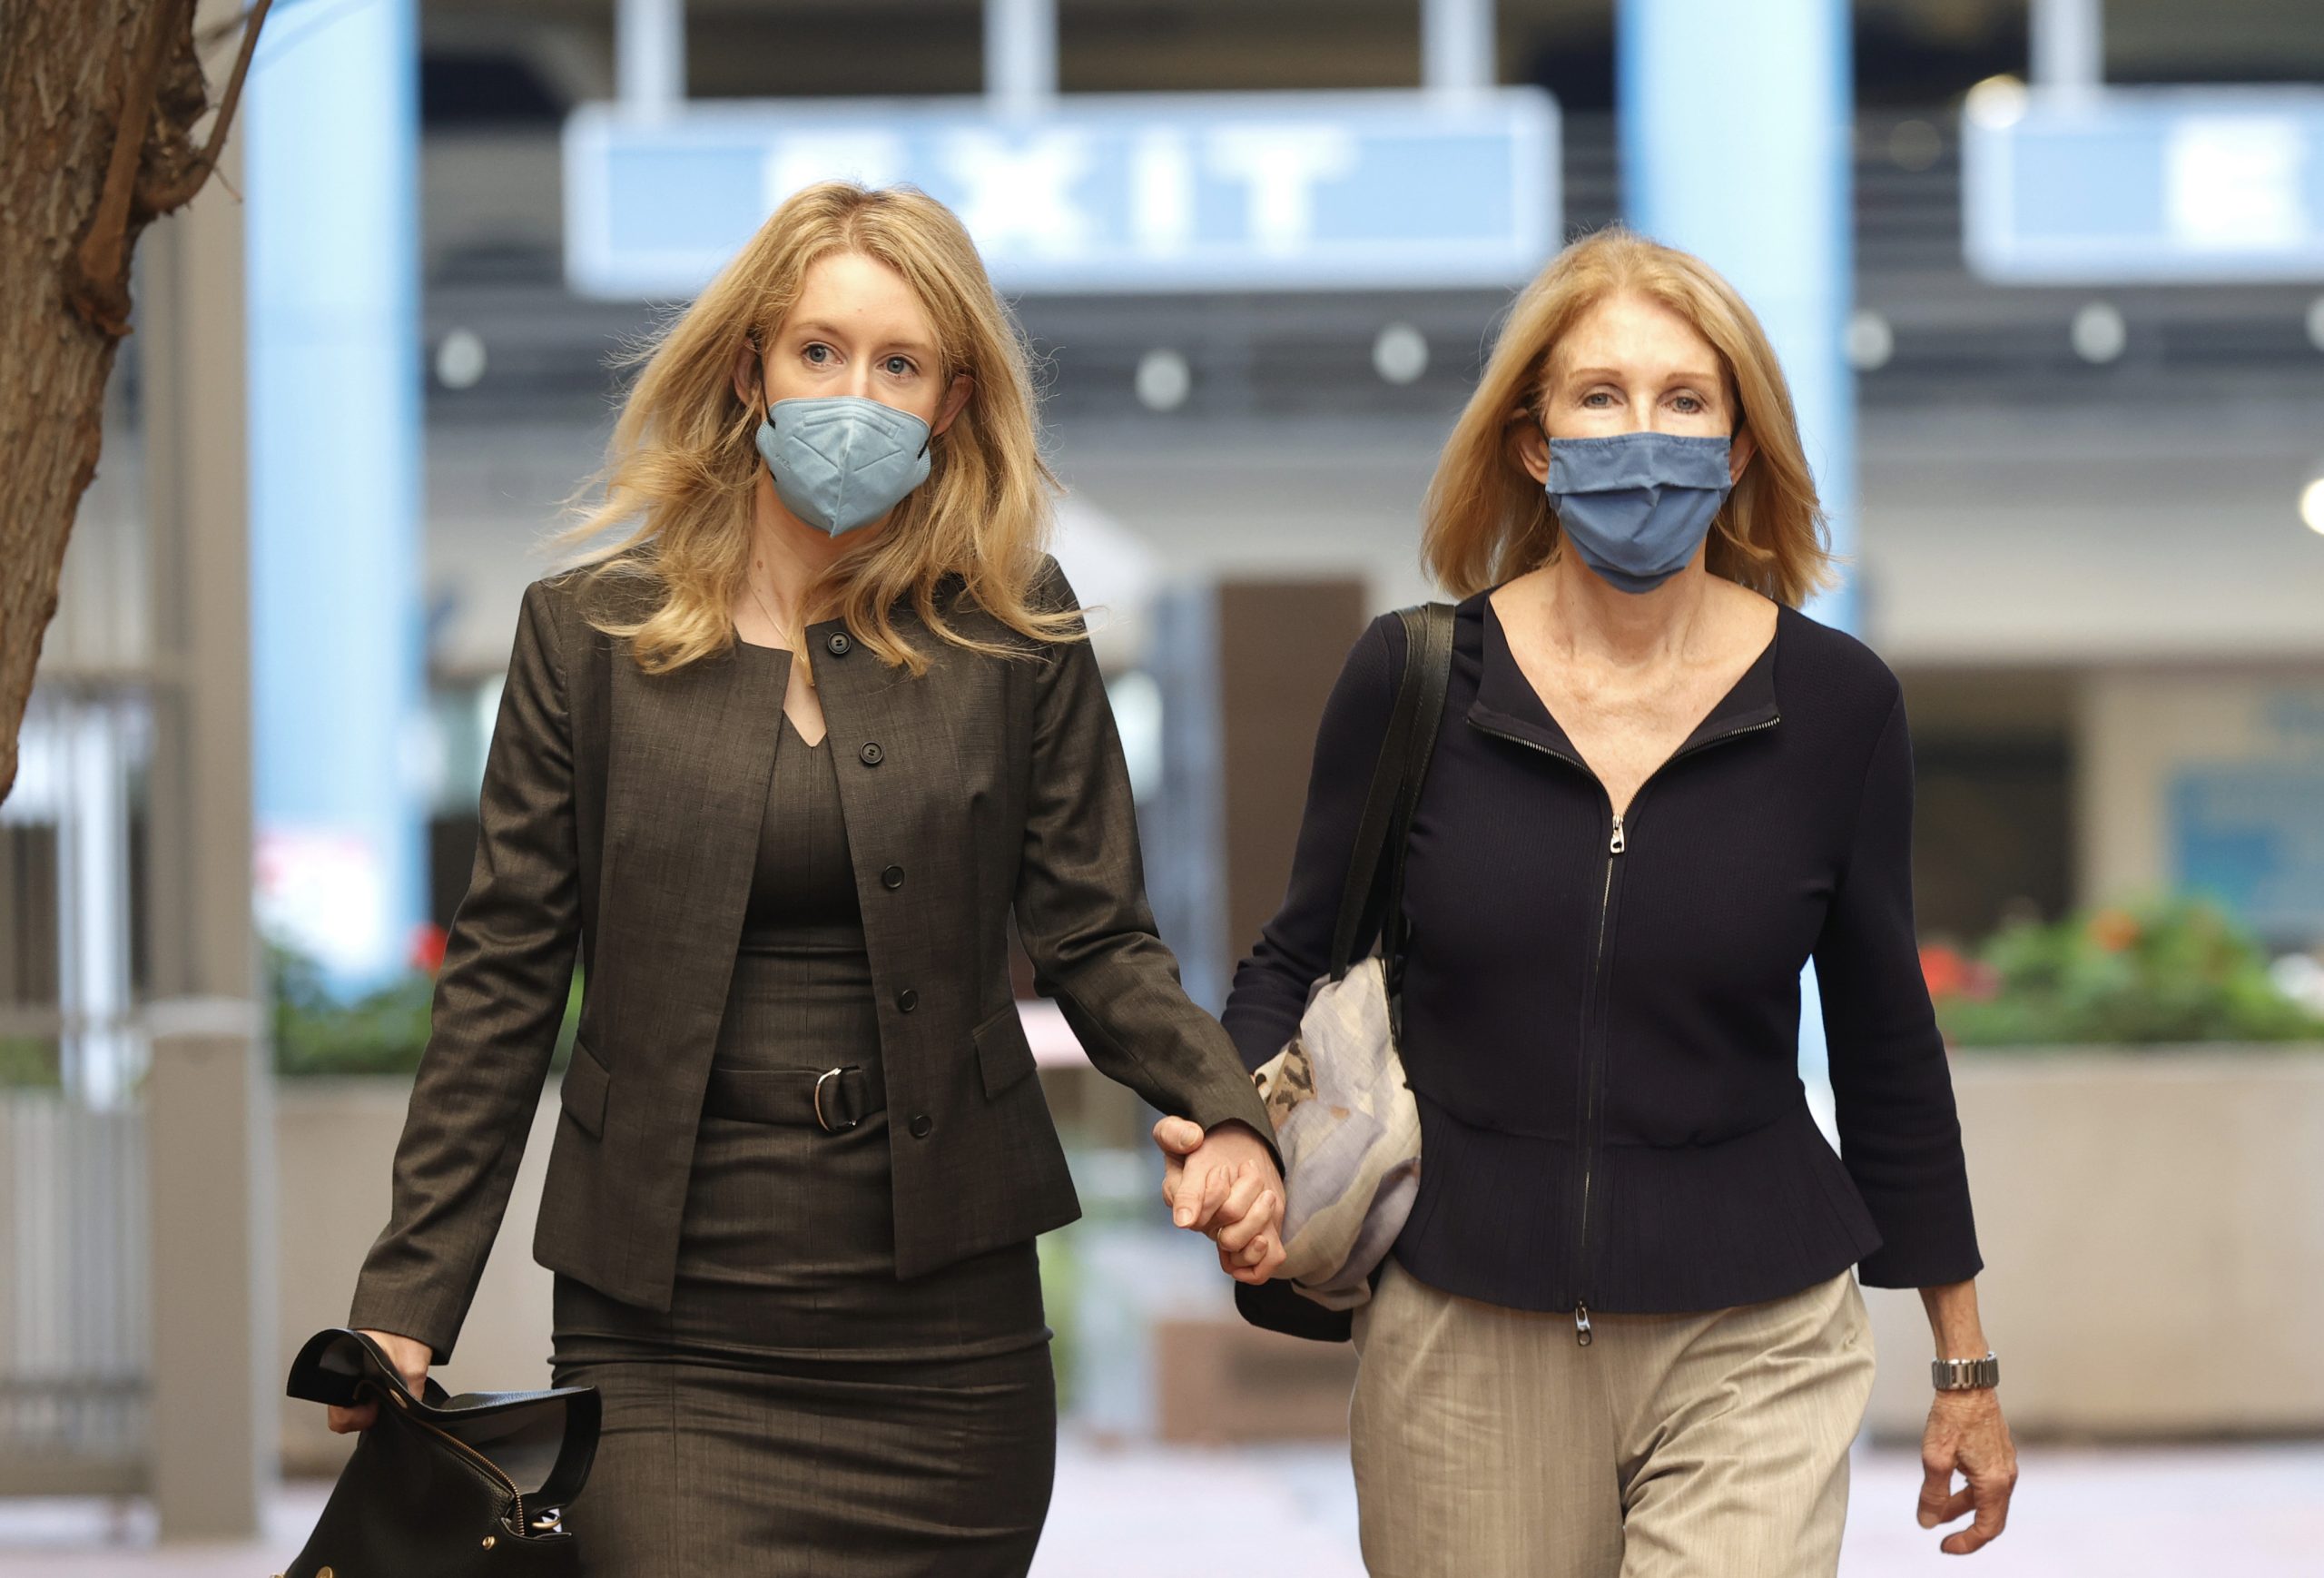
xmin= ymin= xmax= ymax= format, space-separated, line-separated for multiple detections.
xmin=1932 ymin=1352 xmax=2001 ymax=1391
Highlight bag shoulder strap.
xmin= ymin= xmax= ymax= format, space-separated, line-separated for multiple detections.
xmin=1326 ymin=602 xmax=1456 ymax=980
xmin=1380 ymin=603 xmax=1455 ymax=987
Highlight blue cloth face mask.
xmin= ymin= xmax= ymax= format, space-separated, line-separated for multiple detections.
xmin=1543 ymin=430 xmax=1734 ymax=594
xmin=754 ymin=396 xmax=934 ymax=538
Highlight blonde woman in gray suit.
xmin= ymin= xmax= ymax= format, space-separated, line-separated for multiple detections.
xmin=320 ymin=183 xmax=1287 ymax=1576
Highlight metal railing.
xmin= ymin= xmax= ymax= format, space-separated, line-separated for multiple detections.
xmin=0 ymin=1090 xmax=148 ymax=1494
xmin=2 ymin=685 xmax=155 ymax=1495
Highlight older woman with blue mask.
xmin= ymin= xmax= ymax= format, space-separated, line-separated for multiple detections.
xmin=1201 ymin=230 xmax=2020 ymax=1575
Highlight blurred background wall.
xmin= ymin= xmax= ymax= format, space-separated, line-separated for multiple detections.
xmin=242 ymin=0 xmax=2324 ymax=964
xmin=25 ymin=0 xmax=2324 ymax=999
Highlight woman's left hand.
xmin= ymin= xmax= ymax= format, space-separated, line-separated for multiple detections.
xmin=1916 ymin=1387 xmax=2018 ymax=1554
xmin=1152 ymin=1116 xmax=1288 ymax=1285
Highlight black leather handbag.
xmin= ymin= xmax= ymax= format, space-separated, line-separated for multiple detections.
xmin=280 ymin=1327 xmax=600 ymax=1578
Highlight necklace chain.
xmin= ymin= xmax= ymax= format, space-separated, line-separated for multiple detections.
xmin=743 ymin=571 xmax=815 ymax=686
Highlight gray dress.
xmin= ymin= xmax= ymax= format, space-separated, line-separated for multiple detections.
xmin=551 ymin=649 xmax=1056 ymax=1574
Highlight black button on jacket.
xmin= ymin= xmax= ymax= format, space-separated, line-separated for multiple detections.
xmin=1222 ymin=592 xmax=1983 ymax=1315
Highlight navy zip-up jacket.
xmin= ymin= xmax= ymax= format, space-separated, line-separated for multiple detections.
xmin=1222 ymin=589 xmax=1982 ymax=1317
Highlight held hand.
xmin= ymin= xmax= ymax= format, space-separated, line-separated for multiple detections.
xmin=1915 ymin=1388 xmax=2018 ymax=1554
xmin=1154 ymin=1116 xmax=1273 ymax=1232
xmin=1152 ymin=1114 xmax=1210 ymax=1226
xmin=325 ymin=1328 xmax=432 ymax=1435
xmin=1209 ymin=1172 xmax=1287 ymax=1286
xmin=1151 ymin=1117 xmax=1288 ymax=1286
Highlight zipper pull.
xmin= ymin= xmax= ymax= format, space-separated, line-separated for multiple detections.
xmin=1574 ymin=1303 xmax=1594 ymax=1346
xmin=1609 ymin=815 xmax=1627 ymax=856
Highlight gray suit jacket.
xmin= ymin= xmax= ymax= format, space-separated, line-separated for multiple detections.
xmin=350 ymin=560 xmax=1270 ymax=1362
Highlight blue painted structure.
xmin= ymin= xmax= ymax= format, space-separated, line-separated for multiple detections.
xmin=1619 ymin=0 xmax=1856 ymax=1100
xmin=2174 ymin=764 xmax=2324 ymax=945
xmin=245 ymin=0 xmax=425 ymax=988
xmin=564 ymin=90 xmax=1561 ymax=298
xmin=1965 ymin=86 xmax=2324 ymax=284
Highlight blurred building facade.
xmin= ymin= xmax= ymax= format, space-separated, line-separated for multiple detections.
xmin=370 ymin=0 xmax=2324 ymax=963
xmin=25 ymin=7 xmax=2324 ymax=1005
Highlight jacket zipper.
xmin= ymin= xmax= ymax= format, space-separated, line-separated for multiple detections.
xmin=1572 ymin=809 xmax=1623 ymax=1346
xmin=1471 ymin=710 xmax=1779 ymax=1346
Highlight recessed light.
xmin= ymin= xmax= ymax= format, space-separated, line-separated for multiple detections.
xmin=2070 ymin=302 xmax=2126 ymax=364
xmin=1965 ymin=75 xmax=2027 ymax=131
xmin=1373 ymin=323 xmax=1429 ymax=385
xmin=2299 ymin=477 xmax=2324 ymax=536
xmin=1135 ymin=349 xmax=1191 ymax=412
xmin=1888 ymin=120 xmax=1943 ymax=172
xmin=1844 ymin=310 xmax=1895 ymax=372
xmin=435 ymin=328 xmax=487 ymax=390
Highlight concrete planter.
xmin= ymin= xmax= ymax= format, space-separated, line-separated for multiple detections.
xmin=275 ymin=1047 xmax=2324 ymax=1460
xmin=276 ymin=1078 xmax=560 ymax=1476
xmin=1862 ymin=1046 xmax=2324 ymax=1441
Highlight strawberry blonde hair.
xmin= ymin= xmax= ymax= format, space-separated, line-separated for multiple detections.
xmin=561 ymin=182 xmax=1077 ymax=673
xmin=1422 ymin=228 xmax=1834 ymax=607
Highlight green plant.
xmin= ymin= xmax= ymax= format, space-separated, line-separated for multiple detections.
xmin=1927 ymin=896 xmax=2324 ymax=1049
xmin=0 ymin=1035 xmax=62 ymax=1089
xmin=270 ymin=941 xmax=437 ymax=1076
xmin=1036 ymin=1226 xmax=1081 ymax=1415
xmin=269 ymin=935 xmax=582 ymax=1077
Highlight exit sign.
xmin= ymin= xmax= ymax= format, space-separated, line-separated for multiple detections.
xmin=563 ymin=90 xmax=1560 ymax=298
xmin=1964 ymin=85 xmax=2324 ymax=283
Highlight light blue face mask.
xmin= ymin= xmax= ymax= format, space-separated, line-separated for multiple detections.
xmin=754 ymin=396 xmax=934 ymax=538
xmin=1543 ymin=431 xmax=1734 ymax=594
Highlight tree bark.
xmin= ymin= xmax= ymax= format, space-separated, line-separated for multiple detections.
xmin=0 ymin=0 xmax=263 ymax=804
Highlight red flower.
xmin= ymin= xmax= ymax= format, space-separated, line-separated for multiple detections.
xmin=1921 ymin=944 xmax=1969 ymax=1001
xmin=408 ymin=922 xmax=448 ymax=975
xmin=2087 ymin=909 xmax=2141 ymax=952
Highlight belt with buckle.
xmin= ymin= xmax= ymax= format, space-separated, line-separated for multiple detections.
xmin=700 ymin=1065 xmax=885 ymax=1133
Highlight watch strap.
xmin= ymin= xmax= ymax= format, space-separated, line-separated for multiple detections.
xmin=1931 ymin=1352 xmax=2001 ymax=1391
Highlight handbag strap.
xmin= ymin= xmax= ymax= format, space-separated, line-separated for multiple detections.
xmin=1325 ymin=602 xmax=1456 ymax=982
xmin=287 ymin=1327 xmax=602 ymax=1513
xmin=446 ymin=1384 xmax=602 ymax=1514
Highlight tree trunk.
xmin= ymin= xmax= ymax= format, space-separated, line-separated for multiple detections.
xmin=0 ymin=1 xmax=258 ymax=804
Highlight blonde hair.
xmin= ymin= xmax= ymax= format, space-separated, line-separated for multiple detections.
xmin=561 ymin=182 xmax=1078 ymax=674
xmin=1421 ymin=228 xmax=1834 ymax=607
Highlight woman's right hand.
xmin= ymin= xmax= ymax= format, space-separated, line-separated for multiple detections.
xmin=324 ymin=1328 xmax=433 ymax=1434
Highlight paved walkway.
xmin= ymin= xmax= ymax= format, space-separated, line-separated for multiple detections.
xmin=0 ymin=1437 xmax=2317 ymax=1574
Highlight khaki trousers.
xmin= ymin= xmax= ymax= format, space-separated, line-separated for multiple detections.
xmin=1350 ymin=1260 xmax=1875 ymax=1578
